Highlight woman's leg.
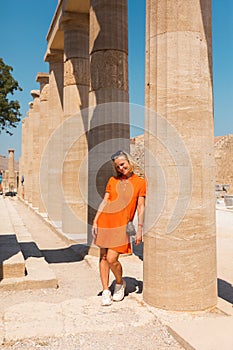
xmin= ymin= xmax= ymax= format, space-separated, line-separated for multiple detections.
xmin=106 ymin=249 xmax=123 ymax=284
xmin=99 ymin=248 xmax=110 ymax=290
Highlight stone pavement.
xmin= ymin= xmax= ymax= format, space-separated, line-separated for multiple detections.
xmin=0 ymin=196 xmax=233 ymax=349
xmin=0 ymin=196 xmax=57 ymax=290
xmin=163 ymin=201 xmax=233 ymax=350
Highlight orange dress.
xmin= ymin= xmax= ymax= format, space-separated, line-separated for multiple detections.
xmin=96 ymin=173 xmax=146 ymax=254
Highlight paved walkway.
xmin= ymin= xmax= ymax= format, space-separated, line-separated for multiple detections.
xmin=0 ymin=196 xmax=233 ymax=349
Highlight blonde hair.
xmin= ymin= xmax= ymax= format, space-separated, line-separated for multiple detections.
xmin=111 ymin=150 xmax=144 ymax=178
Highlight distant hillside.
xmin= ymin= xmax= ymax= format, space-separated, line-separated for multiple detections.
xmin=131 ymin=134 xmax=233 ymax=193
xmin=215 ymin=134 xmax=233 ymax=193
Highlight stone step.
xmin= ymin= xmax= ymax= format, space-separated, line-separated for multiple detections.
xmin=0 ymin=198 xmax=26 ymax=279
xmin=0 ymin=233 xmax=25 ymax=279
xmin=0 ymin=257 xmax=58 ymax=291
xmin=0 ymin=197 xmax=58 ymax=290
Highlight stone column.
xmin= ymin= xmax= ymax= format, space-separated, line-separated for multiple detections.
xmin=8 ymin=149 xmax=15 ymax=191
xmin=44 ymin=50 xmax=64 ymax=227
xmin=18 ymin=116 xmax=26 ymax=199
xmin=22 ymin=113 xmax=30 ymax=202
xmin=18 ymin=156 xmax=23 ymax=197
xmin=144 ymin=0 xmax=217 ymax=311
xmin=4 ymin=171 xmax=9 ymax=192
xmin=88 ymin=0 xmax=130 ymax=245
xmin=31 ymin=90 xmax=41 ymax=209
xmin=61 ymin=12 xmax=89 ymax=238
xmin=36 ymin=73 xmax=50 ymax=215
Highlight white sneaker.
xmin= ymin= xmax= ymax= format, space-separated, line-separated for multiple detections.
xmin=101 ymin=289 xmax=112 ymax=306
xmin=112 ymin=280 xmax=126 ymax=302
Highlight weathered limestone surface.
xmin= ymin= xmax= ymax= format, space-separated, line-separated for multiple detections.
xmin=21 ymin=115 xmax=29 ymax=202
xmin=36 ymin=73 xmax=50 ymax=214
xmin=26 ymin=97 xmax=38 ymax=205
xmin=88 ymin=0 xmax=130 ymax=246
xmin=7 ymin=149 xmax=15 ymax=192
xmin=31 ymin=90 xmax=41 ymax=209
xmin=144 ymin=0 xmax=217 ymax=311
xmin=18 ymin=156 xmax=23 ymax=198
xmin=215 ymin=134 xmax=233 ymax=193
xmin=61 ymin=12 xmax=89 ymax=237
xmin=0 ymin=197 xmax=58 ymax=291
xmin=0 ymin=156 xmax=18 ymax=193
xmin=45 ymin=50 xmax=64 ymax=226
xmin=18 ymin=0 xmax=218 ymax=314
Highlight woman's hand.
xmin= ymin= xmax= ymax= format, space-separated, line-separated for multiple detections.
xmin=92 ymin=222 xmax=98 ymax=241
xmin=135 ymin=196 xmax=145 ymax=246
xmin=91 ymin=193 xmax=109 ymax=243
xmin=134 ymin=227 xmax=143 ymax=245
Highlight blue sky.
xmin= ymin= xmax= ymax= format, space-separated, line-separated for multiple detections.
xmin=0 ymin=0 xmax=232 ymax=160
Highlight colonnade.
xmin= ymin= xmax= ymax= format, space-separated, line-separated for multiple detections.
xmin=0 ymin=149 xmax=18 ymax=193
xmin=19 ymin=0 xmax=217 ymax=311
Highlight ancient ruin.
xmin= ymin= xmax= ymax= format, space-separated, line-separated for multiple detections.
xmin=0 ymin=150 xmax=18 ymax=194
xmin=18 ymin=0 xmax=217 ymax=311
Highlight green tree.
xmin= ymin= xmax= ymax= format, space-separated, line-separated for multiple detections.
xmin=0 ymin=58 xmax=22 ymax=136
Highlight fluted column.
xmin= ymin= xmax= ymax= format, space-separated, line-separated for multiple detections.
xmin=36 ymin=73 xmax=50 ymax=214
xmin=31 ymin=90 xmax=41 ymax=209
xmin=18 ymin=118 xmax=26 ymax=199
xmin=8 ymin=149 xmax=15 ymax=191
xmin=18 ymin=156 xmax=23 ymax=197
xmin=144 ymin=0 xmax=217 ymax=311
xmin=88 ymin=0 xmax=130 ymax=245
xmin=61 ymin=12 xmax=89 ymax=238
xmin=44 ymin=50 xmax=64 ymax=226
xmin=26 ymin=100 xmax=35 ymax=205
xmin=22 ymin=111 xmax=30 ymax=202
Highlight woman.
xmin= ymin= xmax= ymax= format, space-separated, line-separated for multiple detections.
xmin=92 ymin=150 xmax=146 ymax=306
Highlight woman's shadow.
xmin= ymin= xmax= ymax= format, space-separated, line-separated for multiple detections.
xmin=109 ymin=277 xmax=143 ymax=297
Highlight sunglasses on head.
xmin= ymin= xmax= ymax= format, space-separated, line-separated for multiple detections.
xmin=111 ymin=150 xmax=128 ymax=161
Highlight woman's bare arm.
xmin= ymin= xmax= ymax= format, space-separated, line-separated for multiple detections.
xmin=92 ymin=192 xmax=110 ymax=238
xmin=134 ymin=196 xmax=145 ymax=246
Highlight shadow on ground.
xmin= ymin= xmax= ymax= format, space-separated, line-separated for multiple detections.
xmin=218 ymin=278 xmax=233 ymax=304
xmin=114 ymin=276 xmax=143 ymax=295
xmin=19 ymin=242 xmax=89 ymax=264
xmin=19 ymin=239 xmax=143 ymax=265
xmin=0 ymin=234 xmax=22 ymax=280
xmin=41 ymin=244 xmax=89 ymax=263
xmin=97 ymin=277 xmax=143 ymax=297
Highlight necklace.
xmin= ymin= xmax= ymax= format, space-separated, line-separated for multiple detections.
xmin=120 ymin=178 xmax=129 ymax=192
xmin=118 ymin=172 xmax=133 ymax=192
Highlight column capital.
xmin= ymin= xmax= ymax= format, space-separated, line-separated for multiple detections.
xmin=45 ymin=49 xmax=64 ymax=63
xmin=30 ymin=90 xmax=40 ymax=112
xmin=36 ymin=72 xmax=49 ymax=85
xmin=60 ymin=11 xmax=89 ymax=31
xmin=36 ymin=73 xmax=49 ymax=102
